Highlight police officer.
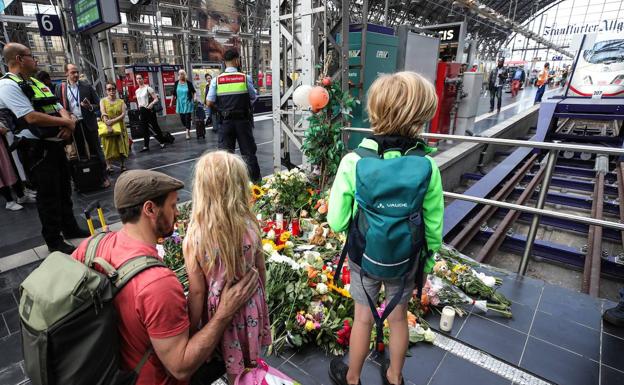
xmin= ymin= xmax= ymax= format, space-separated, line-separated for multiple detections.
xmin=206 ymin=49 xmax=261 ymax=182
xmin=0 ymin=43 xmax=89 ymax=254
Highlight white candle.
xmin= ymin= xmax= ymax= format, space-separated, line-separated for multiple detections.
xmin=275 ymin=213 xmax=284 ymax=229
xmin=440 ymin=306 xmax=455 ymax=332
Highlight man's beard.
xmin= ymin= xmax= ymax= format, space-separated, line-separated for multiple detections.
xmin=155 ymin=211 xmax=175 ymax=238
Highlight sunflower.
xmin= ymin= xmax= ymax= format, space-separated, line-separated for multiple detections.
xmin=251 ymin=185 xmax=265 ymax=199
xmin=279 ymin=231 xmax=292 ymax=243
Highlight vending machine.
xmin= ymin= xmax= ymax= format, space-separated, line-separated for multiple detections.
xmin=160 ymin=65 xmax=181 ymax=116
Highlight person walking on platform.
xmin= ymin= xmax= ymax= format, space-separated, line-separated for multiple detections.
xmin=206 ymin=49 xmax=261 ymax=182
xmin=0 ymin=43 xmax=89 ymax=253
xmin=534 ymin=62 xmax=550 ymax=104
xmin=57 ymin=63 xmax=110 ymax=188
xmin=171 ymin=69 xmax=196 ymax=140
xmin=488 ymin=58 xmax=507 ymax=113
xmin=0 ymin=118 xmax=35 ymax=211
xmin=135 ymin=74 xmax=167 ymax=152
xmin=511 ymin=66 xmax=526 ymax=97
xmin=100 ymin=82 xmax=129 ymax=173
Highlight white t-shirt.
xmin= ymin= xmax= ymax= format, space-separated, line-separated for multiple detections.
xmin=135 ymin=86 xmax=154 ymax=108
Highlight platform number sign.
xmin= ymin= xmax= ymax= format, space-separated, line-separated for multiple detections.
xmin=36 ymin=14 xmax=63 ymax=36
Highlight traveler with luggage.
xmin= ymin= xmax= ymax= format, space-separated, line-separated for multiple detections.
xmin=57 ymin=63 xmax=110 ymax=188
xmin=170 ymin=69 xmax=196 ymax=140
xmin=19 ymin=169 xmax=260 ymax=385
xmin=327 ymin=71 xmax=444 ymax=385
xmin=206 ymin=49 xmax=261 ymax=182
xmin=100 ymin=81 xmax=129 ymax=173
xmin=0 ymin=43 xmax=89 ymax=254
xmin=135 ymin=74 xmax=169 ymax=152
xmin=511 ymin=66 xmax=526 ymax=97
xmin=0 ymin=118 xmax=35 ymax=211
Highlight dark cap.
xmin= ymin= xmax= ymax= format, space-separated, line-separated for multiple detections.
xmin=114 ymin=170 xmax=184 ymax=209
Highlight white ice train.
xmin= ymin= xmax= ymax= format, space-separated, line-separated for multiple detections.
xmin=569 ymin=39 xmax=624 ymax=98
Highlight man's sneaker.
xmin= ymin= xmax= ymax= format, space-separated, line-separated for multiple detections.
xmin=17 ymin=195 xmax=36 ymax=204
xmin=185 ymin=131 xmax=191 ymax=140
xmin=329 ymin=358 xmax=361 ymax=385
xmin=5 ymin=201 xmax=23 ymax=211
xmin=381 ymin=360 xmax=404 ymax=385
xmin=48 ymin=241 xmax=76 ymax=254
xmin=24 ymin=188 xmax=36 ymax=198
xmin=160 ymin=143 xmax=166 ymax=149
xmin=603 ymin=302 xmax=624 ymax=327
xmin=139 ymin=147 xmax=149 ymax=152
xmin=63 ymin=227 xmax=91 ymax=239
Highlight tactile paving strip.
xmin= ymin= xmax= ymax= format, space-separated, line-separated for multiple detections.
xmin=433 ymin=332 xmax=554 ymax=385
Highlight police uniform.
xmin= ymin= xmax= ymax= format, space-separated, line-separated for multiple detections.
xmin=0 ymin=73 xmax=82 ymax=248
xmin=210 ymin=69 xmax=261 ymax=182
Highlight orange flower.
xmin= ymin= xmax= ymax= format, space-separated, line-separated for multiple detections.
xmin=307 ymin=266 xmax=319 ymax=279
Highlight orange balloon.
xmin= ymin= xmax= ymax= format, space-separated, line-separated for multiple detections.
xmin=308 ymin=86 xmax=329 ymax=110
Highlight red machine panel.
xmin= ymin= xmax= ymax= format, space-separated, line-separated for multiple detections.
xmin=430 ymin=62 xmax=461 ymax=136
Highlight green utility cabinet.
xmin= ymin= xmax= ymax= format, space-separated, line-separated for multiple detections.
xmin=338 ymin=25 xmax=398 ymax=149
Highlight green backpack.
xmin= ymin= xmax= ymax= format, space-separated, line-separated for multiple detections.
xmin=335 ymin=138 xmax=432 ymax=352
xmin=19 ymin=232 xmax=166 ymax=385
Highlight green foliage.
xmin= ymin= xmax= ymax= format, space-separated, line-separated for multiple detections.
xmin=301 ymin=80 xmax=358 ymax=191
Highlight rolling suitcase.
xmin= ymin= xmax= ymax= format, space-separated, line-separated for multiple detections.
xmin=69 ymin=123 xmax=104 ymax=193
xmin=194 ymin=104 xmax=206 ymax=139
xmin=128 ymin=109 xmax=144 ymax=139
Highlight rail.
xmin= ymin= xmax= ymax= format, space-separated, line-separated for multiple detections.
xmin=342 ymin=129 xmax=624 ymax=275
xmin=343 ymin=128 xmax=624 ymax=156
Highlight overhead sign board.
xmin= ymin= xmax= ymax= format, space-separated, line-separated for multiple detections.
xmin=423 ymin=22 xmax=466 ymax=62
xmin=36 ymin=14 xmax=63 ymax=37
xmin=72 ymin=0 xmax=120 ymax=34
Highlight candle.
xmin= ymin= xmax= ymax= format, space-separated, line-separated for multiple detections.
xmin=440 ymin=306 xmax=455 ymax=332
xmin=275 ymin=213 xmax=284 ymax=229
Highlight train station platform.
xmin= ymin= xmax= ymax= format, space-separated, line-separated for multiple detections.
xmin=2 ymin=84 xmax=594 ymax=385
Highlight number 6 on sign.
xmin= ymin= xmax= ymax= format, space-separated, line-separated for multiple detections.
xmin=36 ymin=14 xmax=63 ymax=37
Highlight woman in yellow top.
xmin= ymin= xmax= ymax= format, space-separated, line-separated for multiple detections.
xmin=99 ymin=82 xmax=129 ymax=173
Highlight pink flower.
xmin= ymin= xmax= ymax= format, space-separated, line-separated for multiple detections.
xmin=296 ymin=313 xmax=306 ymax=326
xmin=314 ymin=321 xmax=321 ymax=330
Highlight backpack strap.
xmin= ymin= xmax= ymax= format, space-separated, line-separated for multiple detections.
xmin=113 ymin=255 xmax=167 ymax=291
xmin=134 ymin=348 xmax=152 ymax=375
xmin=353 ymin=146 xmax=379 ymax=159
xmin=85 ymin=232 xmax=108 ymax=268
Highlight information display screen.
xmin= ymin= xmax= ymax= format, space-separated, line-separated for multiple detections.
xmin=74 ymin=0 xmax=102 ymax=32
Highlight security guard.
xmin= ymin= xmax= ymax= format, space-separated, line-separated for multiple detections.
xmin=0 ymin=43 xmax=88 ymax=254
xmin=206 ymin=49 xmax=261 ymax=182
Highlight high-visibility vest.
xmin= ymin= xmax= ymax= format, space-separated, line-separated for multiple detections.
xmin=215 ymin=72 xmax=251 ymax=119
xmin=1 ymin=73 xmax=61 ymax=138
xmin=536 ymin=70 xmax=548 ymax=87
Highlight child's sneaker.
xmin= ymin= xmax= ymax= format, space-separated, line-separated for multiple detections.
xmin=329 ymin=358 xmax=361 ymax=385
xmin=381 ymin=360 xmax=404 ymax=385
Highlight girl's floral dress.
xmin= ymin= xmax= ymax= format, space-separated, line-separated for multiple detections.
xmin=203 ymin=228 xmax=272 ymax=376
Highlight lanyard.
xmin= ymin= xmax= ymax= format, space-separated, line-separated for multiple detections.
xmin=68 ymin=84 xmax=80 ymax=105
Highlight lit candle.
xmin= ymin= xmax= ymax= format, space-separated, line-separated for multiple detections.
xmin=440 ymin=306 xmax=455 ymax=332
xmin=275 ymin=213 xmax=284 ymax=229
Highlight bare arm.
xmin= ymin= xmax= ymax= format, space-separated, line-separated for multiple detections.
xmin=186 ymin=260 xmax=206 ymax=332
xmin=99 ymin=99 xmax=108 ymax=123
xmin=147 ymin=88 xmax=159 ymax=109
xmin=150 ymin=269 xmax=259 ymax=381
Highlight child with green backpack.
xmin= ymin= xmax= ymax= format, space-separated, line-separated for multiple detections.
xmin=327 ymin=71 xmax=444 ymax=385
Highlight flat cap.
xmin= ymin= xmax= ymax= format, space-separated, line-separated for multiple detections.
xmin=114 ymin=170 xmax=184 ymax=209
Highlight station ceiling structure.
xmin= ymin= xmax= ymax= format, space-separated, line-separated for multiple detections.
xmin=346 ymin=0 xmax=570 ymax=59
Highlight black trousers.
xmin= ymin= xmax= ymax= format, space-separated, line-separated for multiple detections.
xmin=17 ymin=139 xmax=79 ymax=246
xmin=0 ymin=180 xmax=24 ymax=202
xmin=490 ymin=86 xmax=503 ymax=111
xmin=179 ymin=113 xmax=192 ymax=130
xmin=189 ymin=359 xmax=226 ymax=385
xmin=218 ymin=119 xmax=261 ymax=182
xmin=139 ymin=107 xmax=165 ymax=148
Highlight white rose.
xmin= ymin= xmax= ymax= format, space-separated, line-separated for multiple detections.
xmin=267 ymin=230 xmax=276 ymax=240
xmin=321 ymin=274 xmax=328 ymax=282
xmin=424 ymin=329 xmax=436 ymax=342
xmin=263 ymin=243 xmax=274 ymax=253
xmin=316 ymin=282 xmax=328 ymax=295
xmin=285 ymin=241 xmax=294 ymax=249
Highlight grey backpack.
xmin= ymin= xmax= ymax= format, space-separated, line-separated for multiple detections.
xmin=19 ymin=232 xmax=166 ymax=385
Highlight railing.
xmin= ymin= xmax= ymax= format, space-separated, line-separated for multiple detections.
xmin=342 ymin=128 xmax=624 ymax=275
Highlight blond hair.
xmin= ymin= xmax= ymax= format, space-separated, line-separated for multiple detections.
xmin=183 ymin=151 xmax=260 ymax=280
xmin=367 ymin=71 xmax=438 ymax=138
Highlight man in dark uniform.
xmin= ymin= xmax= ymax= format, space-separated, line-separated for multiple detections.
xmin=206 ymin=49 xmax=261 ymax=182
xmin=0 ymin=43 xmax=89 ymax=254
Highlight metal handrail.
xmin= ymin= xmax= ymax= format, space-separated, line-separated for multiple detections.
xmin=342 ymin=128 xmax=624 ymax=156
xmin=443 ymin=191 xmax=624 ymax=231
